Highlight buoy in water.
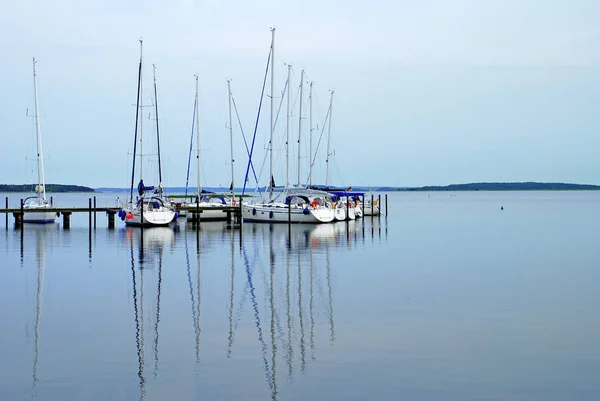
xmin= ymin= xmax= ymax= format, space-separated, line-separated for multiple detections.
xmin=501 ymin=206 xmax=504 ymax=210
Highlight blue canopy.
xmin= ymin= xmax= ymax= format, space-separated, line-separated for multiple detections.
xmin=328 ymin=191 xmax=365 ymax=197
xmin=285 ymin=195 xmax=310 ymax=205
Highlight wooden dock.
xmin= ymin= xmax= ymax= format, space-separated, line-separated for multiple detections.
xmin=2 ymin=193 xmax=386 ymax=229
xmin=2 ymin=196 xmax=242 ymax=229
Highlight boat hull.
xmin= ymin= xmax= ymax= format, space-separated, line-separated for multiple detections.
xmin=242 ymin=204 xmax=334 ymax=223
xmin=23 ymin=210 xmax=56 ymax=224
xmin=23 ymin=202 xmax=56 ymax=224
xmin=123 ymin=207 xmax=177 ymax=227
xmin=362 ymin=204 xmax=380 ymax=216
xmin=333 ymin=205 xmax=356 ymax=221
xmin=186 ymin=207 xmax=229 ymax=222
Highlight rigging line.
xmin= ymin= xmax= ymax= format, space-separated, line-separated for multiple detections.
xmin=307 ymin=105 xmax=331 ymax=186
xmin=256 ymin=76 xmax=290 ymax=193
xmin=232 ymin=95 xmax=261 ymax=195
xmin=153 ymin=65 xmax=163 ymax=189
xmin=271 ymin=78 xmax=289 ymax=163
xmin=242 ymin=46 xmax=271 ymax=197
xmin=184 ymin=99 xmax=197 ymax=197
xmin=130 ymin=57 xmax=142 ymax=203
xmin=332 ymin=157 xmax=345 ymax=188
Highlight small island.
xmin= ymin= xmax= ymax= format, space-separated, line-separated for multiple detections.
xmin=0 ymin=184 xmax=95 ymax=193
xmin=403 ymin=182 xmax=600 ymax=191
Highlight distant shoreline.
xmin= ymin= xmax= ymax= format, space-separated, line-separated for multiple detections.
xmin=0 ymin=184 xmax=95 ymax=193
xmin=2 ymin=182 xmax=598 ymax=193
xmin=400 ymin=182 xmax=600 ymax=191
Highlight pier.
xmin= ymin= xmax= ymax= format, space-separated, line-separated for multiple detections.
xmin=2 ymin=193 xmax=386 ymax=230
xmin=2 ymin=196 xmax=243 ymax=230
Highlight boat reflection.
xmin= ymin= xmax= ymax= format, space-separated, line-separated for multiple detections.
xmin=126 ymin=227 xmax=172 ymax=400
xmin=230 ymin=223 xmax=339 ymax=401
xmin=119 ymin=217 xmax=384 ymax=400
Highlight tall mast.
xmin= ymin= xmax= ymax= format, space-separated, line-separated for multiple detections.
xmin=153 ymin=64 xmax=163 ymax=194
xmin=269 ymin=27 xmax=275 ymax=200
xmin=195 ymin=75 xmax=201 ymax=198
xmin=32 ymin=58 xmax=46 ymax=202
xmin=308 ymin=81 xmax=313 ymax=187
xmin=227 ymin=80 xmax=234 ymax=199
xmin=297 ymin=70 xmax=304 ymax=186
xmin=139 ymin=40 xmax=144 ymax=185
xmin=285 ymin=64 xmax=291 ymax=188
xmin=325 ymin=90 xmax=334 ymax=187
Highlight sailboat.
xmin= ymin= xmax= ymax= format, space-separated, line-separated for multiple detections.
xmin=241 ymin=29 xmax=335 ymax=224
xmin=182 ymin=75 xmax=231 ymax=222
xmin=23 ymin=58 xmax=56 ymax=224
xmin=119 ymin=40 xmax=177 ymax=227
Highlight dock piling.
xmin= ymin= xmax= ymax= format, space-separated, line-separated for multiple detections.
xmin=15 ymin=199 xmax=24 ymax=227
xmin=370 ymin=194 xmax=374 ymax=219
xmin=361 ymin=195 xmax=365 ymax=218
xmin=107 ymin=210 xmax=115 ymax=230
xmin=378 ymin=194 xmax=381 ymax=217
xmin=385 ymin=194 xmax=388 ymax=216
xmin=62 ymin=212 xmax=71 ymax=229
xmin=5 ymin=197 xmax=7 ymax=229
xmin=196 ymin=198 xmax=200 ymax=230
xmin=50 ymin=196 xmax=53 ymax=206
xmin=93 ymin=196 xmax=97 ymax=229
xmin=88 ymin=198 xmax=92 ymax=228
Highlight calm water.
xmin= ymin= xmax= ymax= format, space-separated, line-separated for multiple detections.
xmin=1 ymin=191 xmax=599 ymax=401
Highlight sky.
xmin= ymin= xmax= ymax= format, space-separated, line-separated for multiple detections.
xmin=1 ymin=0 xmax=599 ymax=188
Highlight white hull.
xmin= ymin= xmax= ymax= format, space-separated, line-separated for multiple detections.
xmin=184 ymin=201 xmax=230 ymax=222
xmin=362 ymin=203 xmax=380 ymax=216
xmin=123 ymin=202 xmax=176 ymax=227
xmin=333 ymin=204 xmax=356 ymax=221
xmin=23 ymin=210 xmax=56 ymax=224
xmin=23 ymin=201 xmax=56 ymax=224
xmin=242 ymin=203 xmax=334 ymax=223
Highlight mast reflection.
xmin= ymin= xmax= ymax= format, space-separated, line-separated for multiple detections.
xmin=30 ymin=226 xmax=53 ymax=392
xmin=126 ymin=226 xmax=174 ymax=399
xmin=227 ymin=217 xmax=392 ymax=400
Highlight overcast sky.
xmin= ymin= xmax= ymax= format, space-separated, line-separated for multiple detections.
xmin=1 ymin=0 xmax=599 ymax=188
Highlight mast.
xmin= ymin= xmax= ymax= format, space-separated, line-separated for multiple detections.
xmin=285 ymin=65 xmax=291 ymax=188
xmin=139 ymin=40 xmax=144 ymax=185
xmin=269 ymin=27 xmax=275 ymax=200
xmin=308 ymin=81 xmax=313 ymax=187
xmin=227 ymin=80 xmax=235 ymax=199
xmin=130 ymin=42 xmax=143 ymax=203
xmin=297 ymin=70 xmax=304 ymax=186
xmin=153 ymin=64 xmax=163 ymax=194
xmin=325 ymin=90 xmax=334 ymax=187
xmin=195 ymin=74 xmax=201 ymax=198
xmin=32 ymin=58 xmax=46 ymax=202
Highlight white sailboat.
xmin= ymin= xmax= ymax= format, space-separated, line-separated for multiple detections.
xmin=320 ymin=90 xmax=357 ymax=221
xmin=242 ymin=29 xmax=335 ymax=224
xmin=24 ymin=58 xmax=56 ymax=224
xmin=183 ymin=75 xmax=230 ymax=222
xmin=119 ymin=40 xmax=177 ymax=227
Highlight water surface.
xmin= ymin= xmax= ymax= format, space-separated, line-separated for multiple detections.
xmin=1 ymin=191 xmax=599 ymax=401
